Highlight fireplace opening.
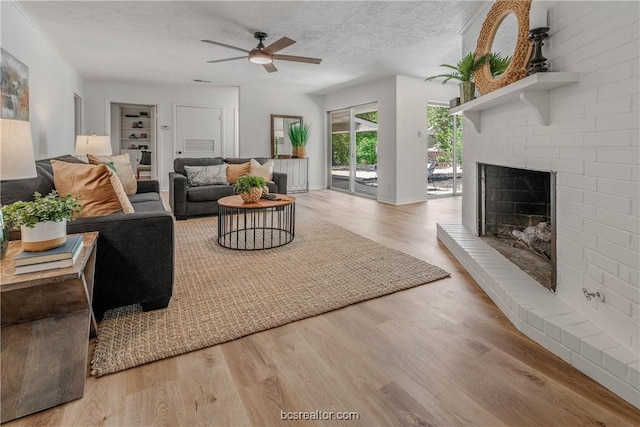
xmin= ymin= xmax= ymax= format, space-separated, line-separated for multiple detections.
xmin=478 ymin=164 xmax=556 ymax=292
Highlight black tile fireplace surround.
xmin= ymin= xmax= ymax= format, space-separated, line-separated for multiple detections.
xmin=479 ymin=164 xmax=552 ymax=236
xmin=477 ymin=163 xmax=557 ymax=290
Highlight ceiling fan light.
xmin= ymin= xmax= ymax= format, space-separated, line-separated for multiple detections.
xmin=249 ymin=50 xmax=272 ymax=64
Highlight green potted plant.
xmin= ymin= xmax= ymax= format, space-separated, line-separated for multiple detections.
xmin=1 ymin=191 xmax=82 ymax=252
xmin=234 ymin=175 xmax=267 ymax=203
xmin=287 ymin=121 xmax=311 ymax=158
xmin=425 ymin=52 xmax=490 ymax=103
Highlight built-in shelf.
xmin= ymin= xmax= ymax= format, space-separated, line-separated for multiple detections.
xmin=450 ymin=72 xmax=580 ymax=132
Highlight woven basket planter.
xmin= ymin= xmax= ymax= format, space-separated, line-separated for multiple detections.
xmin=292 ymin=147 xmax=306 ymax=158
xmin=240 ymin=187 xmax=263 ymax=203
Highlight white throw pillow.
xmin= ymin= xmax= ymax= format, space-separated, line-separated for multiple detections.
xmin=184 ymin=164 xmax=229 ymax=186
xmin=250 ymin=159 xmax=274 ymax=181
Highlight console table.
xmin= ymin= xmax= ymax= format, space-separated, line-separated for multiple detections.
xmin=273 ymin=158 xmax=309 ymax=193
xmin=0 ymin=232 xmax=98 ymax=423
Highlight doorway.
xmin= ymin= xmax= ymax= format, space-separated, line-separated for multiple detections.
xmin=427 ymin=104 xmax=462 ymax=197
xmin=110 ymin=102 xmax=158 ymax=180
xmin=329 ymin=102 xmax=378 ymax=197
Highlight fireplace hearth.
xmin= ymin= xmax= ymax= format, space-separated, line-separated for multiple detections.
xmin=478 ymin=164 xmax=556 ymax=291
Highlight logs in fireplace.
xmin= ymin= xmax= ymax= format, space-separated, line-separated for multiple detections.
xmin=478 ymin=163 xmax=556 ymax=291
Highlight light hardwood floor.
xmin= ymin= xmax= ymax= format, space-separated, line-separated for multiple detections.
xmin=7 ymin=190 xmax=640 ymax=426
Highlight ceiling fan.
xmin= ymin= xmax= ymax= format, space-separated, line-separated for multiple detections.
xmin=201 ymin=32 xmax=322 ymax=73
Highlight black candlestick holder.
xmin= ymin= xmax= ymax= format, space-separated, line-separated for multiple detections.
xmin=528 ymin=27 xmax=549 ymax=75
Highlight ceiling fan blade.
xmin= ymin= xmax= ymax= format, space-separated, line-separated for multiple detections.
xmin=264 ymin=37 xmax=295 ymax=54
xmin=263 ymin=63 xmax=278 ymax=73
xmin=207 ymin=56 xmax=246 ymax=64
xmin=201 ymin=40 xmax=250 ymax=53
xmin=272 ymin=54 xmax=322 ymax=64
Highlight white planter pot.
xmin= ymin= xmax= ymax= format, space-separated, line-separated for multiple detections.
xmin=21 ymin=220 xmax=67 ymax=252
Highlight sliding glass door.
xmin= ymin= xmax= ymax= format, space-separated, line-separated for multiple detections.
xmin=427 ymin=104 xmax=462 ymax=197
xmin=329 ymin=103 xmax=378 ymax=197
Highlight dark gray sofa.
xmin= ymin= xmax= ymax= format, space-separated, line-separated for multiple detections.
xmin=169 ymin=157 xmax=287 ymax=220
xmin=1 ymin=155 xmax=174 ymax=318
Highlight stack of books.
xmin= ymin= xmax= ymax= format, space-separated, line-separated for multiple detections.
xmin=13 ymin=234 xmax=84 ymax=275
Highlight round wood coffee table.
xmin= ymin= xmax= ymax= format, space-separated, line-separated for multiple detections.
xmin=217 ymin=194 xmax=295 ymax=250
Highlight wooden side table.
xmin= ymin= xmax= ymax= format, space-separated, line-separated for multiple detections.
xmin=0 ymin=232 xmax=98 ymax=423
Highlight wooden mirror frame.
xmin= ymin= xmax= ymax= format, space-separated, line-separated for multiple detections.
xmin=474 ymin=0 xmax=532 ymax=95
xmin=270 ymin=114 xmax=302 ymax=158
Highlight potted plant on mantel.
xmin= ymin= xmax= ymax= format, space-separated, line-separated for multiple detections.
xmin=425 ymin=52 xmax=490 ymax=104
xmin=287 ymin=121 xmax=311 ymax=158
xmin=1 ymin=191 xmax=82 ymax=252
xmin=234 ymin=175 xmax=267 ymax=203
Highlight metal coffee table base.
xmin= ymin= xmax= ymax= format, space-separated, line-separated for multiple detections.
xmin=218 ymin=203 xmax=295 ymax=250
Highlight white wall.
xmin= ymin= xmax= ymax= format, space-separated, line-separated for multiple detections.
xmin=396 ymin=76 xmax=428 ymax=204
xmin=1 ymin=1 xmax=84 ymax=159
xmin=239 ymin=87 xmax=325 ymax=189
xmin=83 ymin=81 xmax=239 ymax=190
xmin=461 ymin=1 xmax=639 ymax=354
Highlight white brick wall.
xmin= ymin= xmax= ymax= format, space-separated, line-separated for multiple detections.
xmin=456 ymin=0 xmax=639 ymax=406
xmin=437 ymin=224 xmax=640 ymax=408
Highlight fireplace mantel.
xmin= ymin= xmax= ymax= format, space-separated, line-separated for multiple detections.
xmin=450 ymin=72 xmax=580 ymax=132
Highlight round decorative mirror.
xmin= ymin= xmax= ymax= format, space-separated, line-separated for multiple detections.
xmin=492 ymin=13 xmax=518 ymax=58
xmin=474 ymin=0 xmax=532 ymax=95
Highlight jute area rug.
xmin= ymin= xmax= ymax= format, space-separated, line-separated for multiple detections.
xmin=91 ymin=209 xmax=449 ymax=377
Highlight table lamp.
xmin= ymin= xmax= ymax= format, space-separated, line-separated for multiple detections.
xmin=74 ymin=134 xmax=112 ymax=156
xmin=0 ymin=119 xmax=38 ymax=258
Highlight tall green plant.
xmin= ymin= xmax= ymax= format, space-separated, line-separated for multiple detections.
xmin=287 ymin=122 xmax=311 ymax=147
xmin=425 ymin=52 xmax=490 ymax=83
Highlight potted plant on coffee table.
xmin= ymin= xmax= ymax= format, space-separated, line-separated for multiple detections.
xmin=287 ymin=121 xmax=310 ymax=158
xmin=425 ymin=52 xmax=490 ymax=103
xmin=234 ymin=175 xmax=267 ymax=203
xmin=1 ymin=190 xmax=82 ymax=252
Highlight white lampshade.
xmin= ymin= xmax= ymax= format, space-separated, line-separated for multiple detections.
xmin=0 ymin=119 xmax=37 ymax=180
xmin=74 ymin=134 xmax=112 ymax=156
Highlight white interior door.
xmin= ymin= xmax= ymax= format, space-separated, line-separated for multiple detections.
xmin=175 ymin=105 xmax=222 ymax=158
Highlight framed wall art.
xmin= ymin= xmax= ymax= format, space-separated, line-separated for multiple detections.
xmin=1 ymin=48 xmax=29 ymax=120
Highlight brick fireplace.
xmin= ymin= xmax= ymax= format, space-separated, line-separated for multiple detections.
xmin=437 ymin=0 xmax=638 ymax=408
xmin=478 ymin=164 xmax=556 ymax=291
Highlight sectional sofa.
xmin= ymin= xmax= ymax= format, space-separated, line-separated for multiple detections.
xmin=1 ymin=155 xmax=174 ymax=317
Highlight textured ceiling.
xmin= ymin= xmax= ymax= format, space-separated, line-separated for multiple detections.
xmin=19 ymin=0 xmax=487 ymax=94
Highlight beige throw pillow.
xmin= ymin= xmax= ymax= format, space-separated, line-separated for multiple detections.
xmin=249 ymin=159 xmax=274 ymax=181
xmin=88 ymin=153 xmax=137 ymax=195
xmin=51 ymin=160 xmax=134 ymax=218
xmin=106 ymin=168 xmax=135 ymax=214
xmin=226 ymin=162 xmax=250 ymax=184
